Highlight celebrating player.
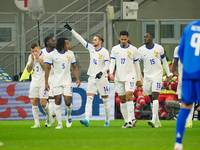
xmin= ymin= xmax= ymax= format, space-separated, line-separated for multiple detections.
xmin=174 ymin=20 xmax=200 ymax=150
xmin=43 ymin=36 xmax=57 ymax=127
xmin=138 ymin=33 xmax=172 ymax=128
xmin=27 ymin=42 xmax=50 ymax=128
xmin=45 ymin=37 xmax=80 ymax=129
xmin=110 ymin=30 xmax=141 ymax=128
xmin=64 ymin=23 xmax=111 ymax=127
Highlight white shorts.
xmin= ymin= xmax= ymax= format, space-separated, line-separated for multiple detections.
xmin=115 ymin=79 xmax=136 ymax=96
xmin=29 ymin=86 xmax=48 ymax=99
xmin=177 ymin=79 xmax=182 ymax=99
xmin=53 ymin=83 xmax=72 ymax=96
xmin=87 ymin=76 xmax=109 ymax=96
xmin=143 ymin=78 xmax=162 ymax=95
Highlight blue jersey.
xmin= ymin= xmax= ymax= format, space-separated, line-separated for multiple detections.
xmin=178 ymin=19 xmax=200 ymax=80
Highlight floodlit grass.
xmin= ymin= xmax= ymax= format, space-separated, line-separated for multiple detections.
xmin=0 ymin=120 xmax=199 ymax=150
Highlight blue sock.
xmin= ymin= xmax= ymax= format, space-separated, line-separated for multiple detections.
xmin=175 ymin=107 xmax=191 ymax=143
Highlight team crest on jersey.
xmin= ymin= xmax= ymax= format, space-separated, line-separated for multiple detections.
xmin=98 ymin=53 xmax=102 ymax=59
xmin=154 ymin=51 xmax=158 ymax=56
xmin=127 ymin=51 xmax=131 ymax=56
xmin=66 ymin=55 xmax=70 ymax=59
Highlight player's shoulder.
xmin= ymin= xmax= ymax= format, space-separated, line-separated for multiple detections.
xmin=112 ymin=44 xmax=120 ymax=50
xmin=154 ymin=43 xmax=164 ymax=50
xmin=66 ymin=50 xmax=75 ymax=55
xmin=129 ymin=44 xmax=137 ymax=50
xmin=138 ymin=45 xmax=146 ymax=51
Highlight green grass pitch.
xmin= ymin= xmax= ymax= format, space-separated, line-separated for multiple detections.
xmin=0 ymin=120 xmax=199 ymax=150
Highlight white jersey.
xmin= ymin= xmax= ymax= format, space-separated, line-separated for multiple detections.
xmin=27 ymin=50 xmax=45 ymax=87
xmin=85 ymin=43 xmax=109 ymax=76
xmin=42 ymin=48 xmax=54 ymax=84
xmin=71 ymin=30 xmax=109 ymax=77
xmin=138 ymin=43 xmax=165 ymax=80
xmin=46 ymin=50 xmax=76 ymax=87
xmin=173 ymin=46 xmax=183 ymax=80
xmin=110 ymin=44 xmax=139 ymax=82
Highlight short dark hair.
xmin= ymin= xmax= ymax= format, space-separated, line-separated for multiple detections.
xmin=147 ymin=33 xmax=154 ymax=38
xmin=56 ymin=37 xmax=68 ymax=51
xmin=30 ymin=42 xmax=39 ymax=49
xmin=95 ymin=35 xmax=104 ymax=43
xmin=44 ymin=36 xmax=53 ymax=47
xmin=120 ymin=30 xmax=129 ymax=37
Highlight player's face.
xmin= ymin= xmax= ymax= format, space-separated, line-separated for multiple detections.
xmin=31 ymin=46 xmax=41 ymax=56
xmin=63 ymin=40 xmax=69 ymax=51
xmin=119 ymin=35 xmax=129 ymax=47
xmin=144 ymin=33 xmax=152 ymax=44
xmin=92 ymin=36 xmax=101 ymax=47
xmin=48 ymin=38 xmax=56 ymax=48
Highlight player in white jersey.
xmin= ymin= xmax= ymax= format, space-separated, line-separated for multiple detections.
xmin=42 ymin=36 xmax=57 ymax=127
xmin=45 ymin=37 xmax=80 ymax=129
xmin=64 ymin=23 xmax=111 ymax=127
xmin=138 ymin=33 xmax=172 ymax=128
xmin=27 ymin=43 xmax=50 ymax=128
xmin=170 ymin=46 xmax=194 ymax=128
xmin=110 ymin=30 xmax=141 ymax=128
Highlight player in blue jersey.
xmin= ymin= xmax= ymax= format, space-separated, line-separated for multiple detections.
xmin=174 ymin=20 xmax=200 ymax=150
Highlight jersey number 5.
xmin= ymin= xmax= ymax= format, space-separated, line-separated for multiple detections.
xmin=190 ymin=33 xmax=200 ymax=56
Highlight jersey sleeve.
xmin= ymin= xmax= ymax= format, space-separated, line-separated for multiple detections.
xmin=173 ymin=46 xmax=179 ymax=59
xmin=133 ymin=48 xmax=139 ymax=62
xmin=71 ymin=52 xmax=76 ymax=64
xmin=45 ymin=52 xmax=53 ymax=65
xmin=104 ymin=49 xmax=110 ymax=62
xmin=110 ymin=47 xmax=115 ymax=60
xmin=160 ymin=46 xmax=166 ymax=59
xmin=27 ymin=54 xmax=32 ymax=66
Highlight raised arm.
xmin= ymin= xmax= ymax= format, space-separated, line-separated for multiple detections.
xmin=64 ymin=23 xmax=87 ymax=48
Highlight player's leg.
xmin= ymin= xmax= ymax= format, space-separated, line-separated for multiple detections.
xmin=39 ymin=88 xmax=50 ymax=127
xmin=116 ymin=81 xmax=128 ymax=128
xmin=29 ymin=86 xmax=40 ymax=128
xmin=97 ymin=76 xmax=110 ymax=126
xmin=80 ymin=77 xmax=96 ymax=127
xmin=150 ymin=92 xmax=160 ymax=127
xmin=174 ymin=80 xmax=196 ymax=150
xmin=31 ymin=98 xmax=40 ymax=128
xmin=63 ymin=83 xmax=73 ymax=128
xmin=185 ymin=103 xmax=194 ymax=128
xmin=125 ymin=80 xmax=138 ymax=127
xmin=53 ymin=86 xmax=63 ymax=129
xmin=102 ymin=95 xmax=110 ymax=127
xmin=48 ymin=85 xmax=56 ymax=125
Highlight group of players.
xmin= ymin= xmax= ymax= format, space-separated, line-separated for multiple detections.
xmin=27 ymin=22 xmax=173 ymax=129
xmin=27 ymin=20 xmax=200 ymax=150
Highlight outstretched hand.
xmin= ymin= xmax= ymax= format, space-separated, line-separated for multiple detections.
xmin=64 ymin=23 xmax=72 ymax=31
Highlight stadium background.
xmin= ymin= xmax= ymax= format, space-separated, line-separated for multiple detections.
xmin=0 ymin=0 xmax=200 ymax=120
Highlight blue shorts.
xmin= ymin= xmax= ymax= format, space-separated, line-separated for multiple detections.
xmin=181 ymin=79 xmax=200 ymax=105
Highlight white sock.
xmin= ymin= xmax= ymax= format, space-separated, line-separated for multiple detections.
xmin=49 ymin=99 xmax=56 ymax=116
xmin=127 ymin=101 xmax=135 ymax=122
xmin=102 ymin=98 xmax=110 ymax=123
xmin=120 ymin=102 xmax=128 ymax=123
xmin=32 ymin=106 xmax=39 ymax=125
xmin=85 ymin=96 xmax=93 ymax=121
xmin=55 ymin=105 xmax=62 ymax=125
xmin=66 ymin=104 xmax=72 ymax=119
xmin=186 ymin=103 xmax=194 ymax=123
xmin=42 ymin=104 xmax=49 ymax=118
xmin=152 ymin=100 xmax=159 ymax=123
